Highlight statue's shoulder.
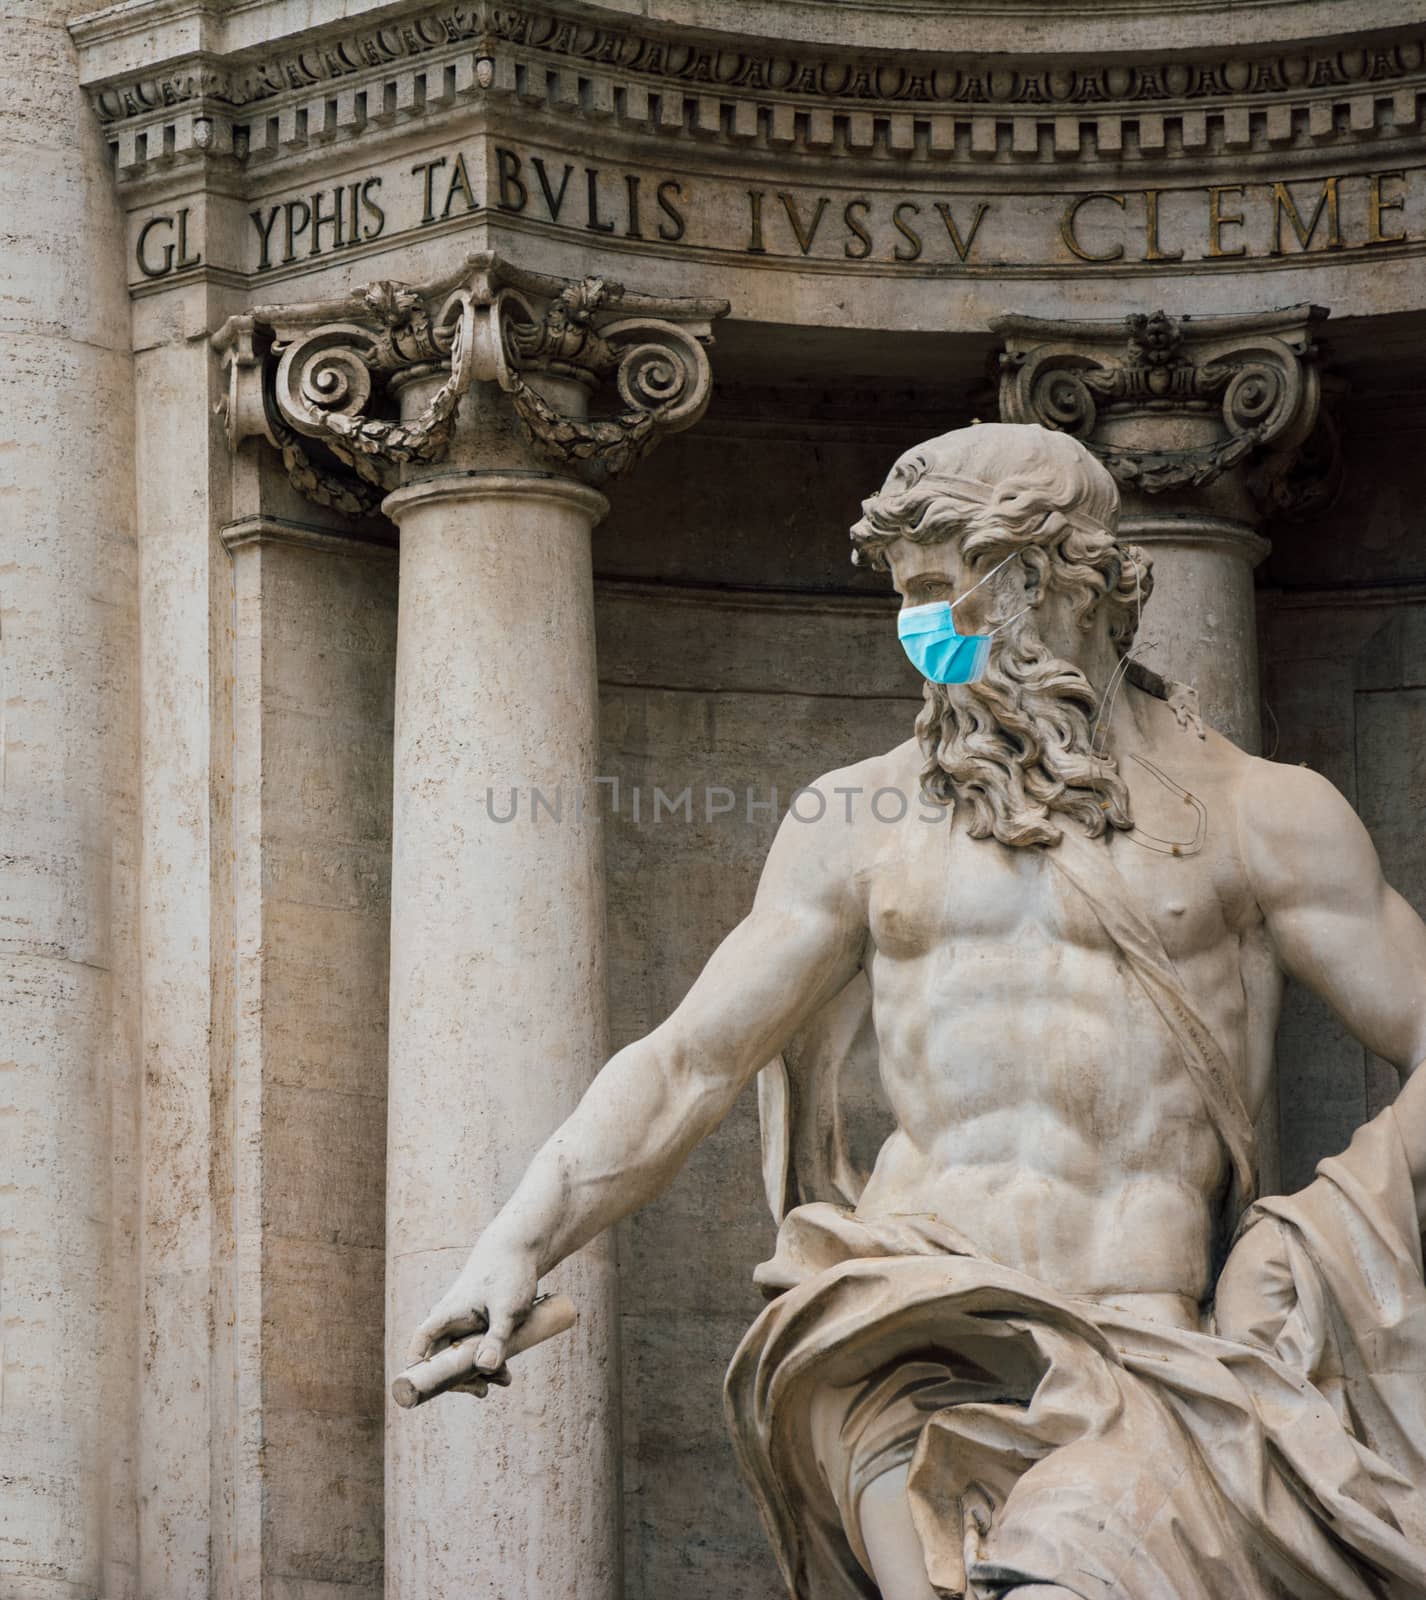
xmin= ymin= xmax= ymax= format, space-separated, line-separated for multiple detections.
xmin=1232 ymin=745 xmax=1350 ymax=823
xmin=760 ymin=742 xmax=922 ymax=908
xmin=1141 ymin=694 xmax=1275 ymax=801
xmin=1139 ymin=700 xmax=1361 ymax=866
xmin=1229 ymin=745 xmax=1370 ymax=895
xmin=798 ymin=736 xmax=923 ymax=806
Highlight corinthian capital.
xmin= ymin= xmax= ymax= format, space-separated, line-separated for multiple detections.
xmin=994 ymin=305 xmax=1334 ymax=509
xmin=213 ymin=253 xmax=727 ymax=514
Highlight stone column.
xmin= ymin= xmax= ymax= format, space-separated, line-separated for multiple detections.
xmin=383 ymin=390 xmax=617 ymax=1600
xmin=0 ymin=9 xmax=140 ymax=1598
xmin=218 ymin=257 xmax=724 ymax=1600
xmin=996 ymin=306 xmax=1329 ymax=753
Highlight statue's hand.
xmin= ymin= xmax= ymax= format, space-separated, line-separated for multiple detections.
xmin=405 ymin=1235 xmax=539 ymax=1376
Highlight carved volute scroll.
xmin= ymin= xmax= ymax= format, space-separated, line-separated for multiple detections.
xmin=994 ymin=304 xmax=1336 ymax=507
xmin=214 ymin=251 xmax=728 ymax=510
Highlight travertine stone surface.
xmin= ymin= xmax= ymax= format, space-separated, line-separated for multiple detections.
xmin=216 ymin=256 xmax=723 ymax=1599
xmin=69 ymin=0 xmax=1426 ymax=340
xmin=383 ymin=380 xmax=620 ymax=1600
xmin=14 ymin=0 xmax=1426 ymax=1591
xmin=132 ymin=312 xmax=251 ymax=1600
xmin=0 ymin=3 xmax=139 ymax=1595
xmin=227 ymin=525 xmax=396 ymax=1600
xmin=1117 ymin=515 xmax=1270 ymax=753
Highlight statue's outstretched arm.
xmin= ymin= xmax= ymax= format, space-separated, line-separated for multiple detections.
xmin=406 ymin=793 xmax=867 ymax=1374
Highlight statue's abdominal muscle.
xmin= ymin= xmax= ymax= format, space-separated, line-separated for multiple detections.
xmin=860 ymin=854 xmax=1241 ymax=1297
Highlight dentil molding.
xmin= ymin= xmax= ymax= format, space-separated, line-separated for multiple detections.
xmin=70 ymin=0 xmax=1426 ymax=186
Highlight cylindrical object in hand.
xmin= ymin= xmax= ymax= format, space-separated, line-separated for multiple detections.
xmin=391 ymin=1294 xmax=577 ymax=1409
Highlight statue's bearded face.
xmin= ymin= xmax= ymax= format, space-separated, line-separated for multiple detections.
xmin=884 ymin=531 xmax=1136 ymax=850
xmin=850 ymin=423 xmax=1151 ymax=849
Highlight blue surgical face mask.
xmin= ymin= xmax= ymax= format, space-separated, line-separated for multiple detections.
xmin=897 ymin=550 xmax=1029 ymax=685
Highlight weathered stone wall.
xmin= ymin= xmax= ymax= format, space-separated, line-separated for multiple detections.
xmin=228 ymin=532 xmax=396 ymax=1600
xmin=16 ymin=0 xmax=1426 ymax=1590
xmin=1262 ymin=394 xmax=1426 ymax=1190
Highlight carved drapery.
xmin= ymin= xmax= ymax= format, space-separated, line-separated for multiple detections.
xmin=994 ymin=304 xmax=1338 ymax=513
xmin=214 ymin=251 xmax=727 ymax=510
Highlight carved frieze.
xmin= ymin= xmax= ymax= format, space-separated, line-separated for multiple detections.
xmin=214 ymin=250 xmax=726 ymax=504
xmin=994 ymin=304 xmax=1334 ymax=501
xmin=72 ymin=0 xmax=1426 ymax=187
xmin=80 ymin=4 xmax=1426 ymax=121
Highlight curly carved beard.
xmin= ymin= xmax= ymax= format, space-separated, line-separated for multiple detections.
xmin=916 ymin=613 xmax=1135 ymax=849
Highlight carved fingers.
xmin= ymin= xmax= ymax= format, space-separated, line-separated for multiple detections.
xmin=405 ymin=1245 xmax=539 ymax=1373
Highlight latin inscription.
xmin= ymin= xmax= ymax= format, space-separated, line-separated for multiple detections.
xmin=136 ymin=207 xmax=203 ymax=277
xmin=248 ymin=178 xmax=388 ymax=271
xmin=133 ymin=148 xmax=1425 ymax=279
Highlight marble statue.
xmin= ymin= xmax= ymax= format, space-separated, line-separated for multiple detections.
xmin=408 ymin=422 xmax=1426 ymax=1599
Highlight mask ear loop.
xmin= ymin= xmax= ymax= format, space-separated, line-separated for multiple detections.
xmin=987 ymin=604 xmax=1032 ymax=639
xmin=1091 ymin=554 xmax=1143 ymax=761
xmin=950 ymin=548 xmax=1020 ymax=613
xmin=956 ymin=548 xmax=1032 ymax=638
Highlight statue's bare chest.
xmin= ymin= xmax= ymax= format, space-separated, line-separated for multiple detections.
xmin=865 ymin=766 xmax=1252 ymax=972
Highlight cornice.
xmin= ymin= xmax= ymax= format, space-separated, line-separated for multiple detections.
xmin=71 ymin=0 xmax=1426 ymax=187
xmin=617 ymin=1 xmax=1426 ymax=58
xmin=219 ymin=512 xmax=398 ymax=553
xmin=69 ymin=0 xmax=1426 ymax=66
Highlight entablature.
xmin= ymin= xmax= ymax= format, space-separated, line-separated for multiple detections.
xmin=68 ymin=0 xmax=1426 ymax=351
xmin=73 ymin=0 xmax=1426 ymax=184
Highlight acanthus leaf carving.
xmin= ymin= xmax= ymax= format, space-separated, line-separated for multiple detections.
xmin=491 ymin=276 xmax=716 ymax=481
xmin=272 ymin=422 xmax=387 ymax=518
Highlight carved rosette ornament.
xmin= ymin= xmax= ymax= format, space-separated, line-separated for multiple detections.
xmin=994 ymin=305 xmax=1338 ymax=511
xmin=214 ymin=252 xmax=727 ymax=510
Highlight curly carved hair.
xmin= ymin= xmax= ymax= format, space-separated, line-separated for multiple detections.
xmin=851 ymin=424 xmax=1154 ymax=847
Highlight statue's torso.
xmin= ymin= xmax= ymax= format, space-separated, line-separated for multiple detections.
xmin=854 ymin=712 xmax=1280 ymax=1306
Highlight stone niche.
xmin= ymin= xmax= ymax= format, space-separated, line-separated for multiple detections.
xmin=11 ymin=0 xmax=1424 ymax=1597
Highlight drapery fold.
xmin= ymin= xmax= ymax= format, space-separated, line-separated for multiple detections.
xmin=725 ymin=1107 xmax=1426 ymax=1599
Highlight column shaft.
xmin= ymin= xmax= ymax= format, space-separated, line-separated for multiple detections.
xmin=384 ymin=421 xmax=619 ymax=1599
xmin=1120 ymin=514 xmax=1270 ymax=754
xmin=0 ymin=10 xmax=140 ymax=1597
